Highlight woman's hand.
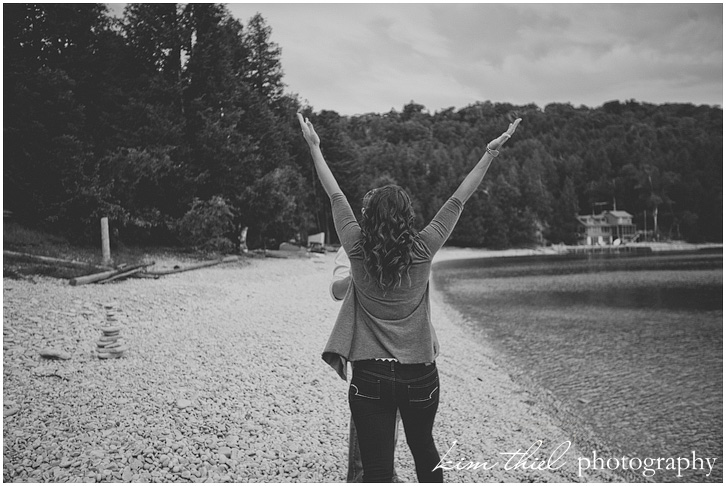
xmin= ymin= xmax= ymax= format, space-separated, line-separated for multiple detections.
xmin=452 ymin=118 xmax=520 ymax=203
xmin=297 ymin=112 xmax=341 ymax=196
xmin=488 ymin=118 xmax=522 ymax=151
xmin=297 ymin=113 xmax=320 ymax=148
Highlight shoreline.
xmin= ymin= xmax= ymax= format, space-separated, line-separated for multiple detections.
xmin=432 ymin=242 xmax=722 ymax=264
xmin=5 ymin=250 xmax=710 ymax=482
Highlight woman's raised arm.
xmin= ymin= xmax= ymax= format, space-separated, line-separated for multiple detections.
xmin=297 ymin=113 xmax=342 ymax=197
xmin=452 ymin=118 xmax=521 ymax=204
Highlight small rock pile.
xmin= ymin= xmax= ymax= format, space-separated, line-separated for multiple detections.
xmin=96 ymin=304 xmax=128 ymax=359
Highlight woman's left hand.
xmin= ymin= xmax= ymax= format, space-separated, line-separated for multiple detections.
xmin=297 ymin=113 xmax=320 ymax=147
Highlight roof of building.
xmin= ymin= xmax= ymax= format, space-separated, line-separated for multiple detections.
xmin=576 ymin=215 xmax=608 ymax=226
xmin=606 ymin=210 xmax=633 ymax=218
xmin=577 ymin=210 xmax=634 ymax=227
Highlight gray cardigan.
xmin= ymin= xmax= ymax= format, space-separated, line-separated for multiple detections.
xmin=322 ymin=193 xmax=464 ymax=380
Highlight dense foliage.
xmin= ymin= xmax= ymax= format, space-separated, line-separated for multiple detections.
xmin=4 ymin=4 xmax=722 ymax=249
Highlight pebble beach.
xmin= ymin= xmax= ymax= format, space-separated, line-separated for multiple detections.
xmin=3 ymin=250 xmax=625 ymax=483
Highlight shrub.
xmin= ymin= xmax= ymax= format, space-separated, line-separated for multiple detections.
xmin=202 ymin=236 xmax=236 ymax=254
xmin=177 ymin=196 xmax=235 ymax=251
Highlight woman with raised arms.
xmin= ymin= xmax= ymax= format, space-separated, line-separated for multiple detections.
xmin=298 ymin=112 xmax=521 ymax=482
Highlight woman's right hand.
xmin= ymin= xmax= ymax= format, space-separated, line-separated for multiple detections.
xmin=488 ymin=118 xmax=522 ymax=151
xmin=297 ymin=113 xmax=320 ymax=148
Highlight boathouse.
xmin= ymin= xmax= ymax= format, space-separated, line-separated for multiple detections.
xmin=576 ymin=210 xmax=637 ymax=245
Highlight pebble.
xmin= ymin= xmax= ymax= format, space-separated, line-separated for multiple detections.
xmin=1 ymin=256 xmax=627 ymax=484
xmin=38 ymin=348 xmax=71 ymax=360
xmin=3 ymin=407 xmax=20 ymax=417
xmin=176 ymin=399 xmax=192 ymax=409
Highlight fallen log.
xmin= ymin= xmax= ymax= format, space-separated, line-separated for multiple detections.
xmin=69 ymin=262 xmax=154 ymax=286
xmin=130 ymin=272 xmax=160 ymax=280
xmin=68 ymin=268 xmax=117 ymax=286
xmin=98 ymin=267 xmax=145 ymax=284
xmin=4 ymin=250 xmax=111 ymax=270
xmin=146 ymin=256 xmax=239 ymax=276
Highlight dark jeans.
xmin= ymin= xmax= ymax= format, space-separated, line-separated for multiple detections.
xmin=348 ymin=360 xmax=443 ymax=483
xmin=347 ymin=413 xmax=401 ymax=483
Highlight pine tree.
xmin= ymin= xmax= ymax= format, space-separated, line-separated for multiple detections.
xmin=243 ymin=13 xmax=285 ymax=103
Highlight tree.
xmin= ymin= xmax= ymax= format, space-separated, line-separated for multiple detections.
xmin=180 ymin=6 xmax=305 ymax=248
xmin=548 ymin=177 xmax=580 ymax=244
xmin=123 ymin=3 xmax=189 ymax=83
xmin=243 ymin=13 xmax=285 ymax=103
xmin=4 ymin=4 xmax=114 ymax=239
xmin=4 ymin=4 xmax=722 ymax=249
xmin=623 ymin=163 xmax=679 ymax=240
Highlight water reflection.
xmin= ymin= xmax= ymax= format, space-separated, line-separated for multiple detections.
xmin=433 ymin=251 xmax=723 ymax=483
xmin=511 ymin=285 xmax=721 ymax=311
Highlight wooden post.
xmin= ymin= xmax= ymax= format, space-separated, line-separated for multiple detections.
xmin=101 ymin=217 xmax=111 ymax=266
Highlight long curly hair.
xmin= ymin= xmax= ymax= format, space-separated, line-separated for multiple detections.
xmin=360 ymin=185 xmax=418 ymax=291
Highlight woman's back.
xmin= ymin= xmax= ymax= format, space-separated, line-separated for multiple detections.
xmin=347 ymin=248 xmax=433 ymax=321
xmin=322 ymin=192 xmax=464 ymax=374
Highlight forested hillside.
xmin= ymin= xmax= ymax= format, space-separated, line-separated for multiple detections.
xmin=4 ymin=4 xmax=722 ymax=250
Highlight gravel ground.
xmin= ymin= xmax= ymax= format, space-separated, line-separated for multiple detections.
xmin=3 ymin=252 xmax=623 ymax=483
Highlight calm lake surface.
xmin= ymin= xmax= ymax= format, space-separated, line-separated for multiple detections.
xmin=433 ymin=250 xmax=723 ymax=483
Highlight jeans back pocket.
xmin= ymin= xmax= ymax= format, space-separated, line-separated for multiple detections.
xmin=407 ymin=377 xmax=439 ymax=409
xmin=349 ymin=374 xmax=381 ymax=401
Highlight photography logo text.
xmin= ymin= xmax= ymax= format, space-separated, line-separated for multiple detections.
xmin=433 ymin=440 xmax=719 ymax=479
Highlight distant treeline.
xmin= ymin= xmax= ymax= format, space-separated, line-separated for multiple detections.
xmin=4 ymin=4 xmax=722 ymax=250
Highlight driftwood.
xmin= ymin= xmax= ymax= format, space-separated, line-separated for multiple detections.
xmin=98 ymin=267 xmax=145 ymax=284
xmin=69 ymin=262 xmax=154 ymax=286
xmin=68 ymin=268 xmax=117 ymax=286
xmin=145 ymin=256 xmax=239 ymax=276
xmin=4 ymin=250 xmax=111 ymax=270
xmin=130 ymin=272 xmax=160 ymax=280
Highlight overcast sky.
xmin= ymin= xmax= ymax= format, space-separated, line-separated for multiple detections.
xmin=110 ymin=3 xmax=723 ymax=116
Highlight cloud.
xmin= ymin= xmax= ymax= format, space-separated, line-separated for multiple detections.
xmin=217 ymin=3 xmax=723 ymax=114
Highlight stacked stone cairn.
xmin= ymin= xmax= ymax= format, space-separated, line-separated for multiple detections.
xmin=97 ymin=304 xmax=128 ymax=359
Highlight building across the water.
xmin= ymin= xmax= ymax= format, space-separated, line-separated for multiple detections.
xmin=576 ymin=210 xmax=637 ymax=245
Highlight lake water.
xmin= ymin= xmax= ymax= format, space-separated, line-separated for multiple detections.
xmin=433 ymin=250 xmax=723 ymax=483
